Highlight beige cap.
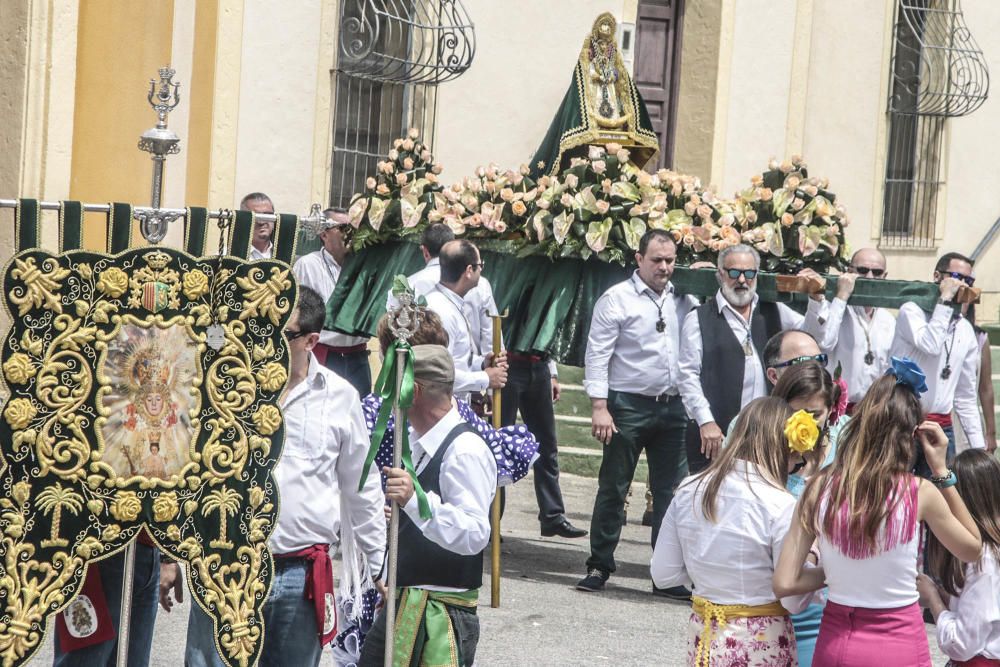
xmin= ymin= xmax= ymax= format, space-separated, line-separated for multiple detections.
xmin=412 ymin=344 xmax=455 ymax=384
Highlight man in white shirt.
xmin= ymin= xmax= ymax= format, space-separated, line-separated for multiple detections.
xmin=293 ymin=208 xmax=372 ymax=396
xmin=387 ymin=223 xmax=499 ymax=365
xmin=812 ymin=248 xmax=896 ymax=410
xmin=184 ymin=286 xmax=387 ymax=667
xmin=359 ymin=344 xmax=496 ymax=667
xmin=424 ymin=240 xmax=507 ymax=400
xmin=678 ymin=244 xmax=828 ymax=474
xmin=577 ymin=230 xmax=696 ymax=597
xmin=890 ymin=252 xmax=985 ymax=458
xmin=241 ymin=192 xmax=274 ymax=260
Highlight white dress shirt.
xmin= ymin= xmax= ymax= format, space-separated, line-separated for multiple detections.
xmin=936 ymin=551 xmax=1000 ymax=661
xmin=813 ymin=299 xmax=895 ymax=403
xmin=651 ymin=460 xmax=814 ymax=613
xmin=403 ymin=407 xmax=497 ymax=591
xmin=250 ymin=243 xmax=272 ymax=261
xmin=583 ymin=272 xmax=697 ymax=399
xmin=386 ymin=259 xmax=497 ymax=356
xmin=293 ymin=248 xmax=368 ymax=347
xmin=270 ymin=355 xmax=386 ymax=578
xmin=890 ymin=302 xmax=985 ymax=448
xmin=678 ymin=291 xmax=826 ymax=426
xmin=425 ymin=285 xmax=489 ymax=397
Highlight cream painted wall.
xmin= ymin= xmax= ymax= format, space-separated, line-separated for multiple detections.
xmin=718 ymin=0 xmax=797 ymax=195
xmin=433 ymin=0 xmax=636 ymax=182
xmin=233 ymin=0 xmax=324 ymax=213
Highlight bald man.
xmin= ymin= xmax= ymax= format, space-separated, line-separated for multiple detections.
xmin=810 ymin=248 xmax=895 ymax=410
xmin=762 ymin=330 xmax=824 ymax=387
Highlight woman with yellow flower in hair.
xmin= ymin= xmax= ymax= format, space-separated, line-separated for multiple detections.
xmin=772 ymin=363 xmax=842 ymax=666
xmin=651 ymin=397 xmax=823 ymax=666
xmin=774 ymin=359 xmax=983 ymax=667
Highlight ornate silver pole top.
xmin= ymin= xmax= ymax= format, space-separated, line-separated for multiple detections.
xmin=388 ymin=289 xmax=422 ymax=344
xmin=137 ymin=66 xmax=183 ymax=243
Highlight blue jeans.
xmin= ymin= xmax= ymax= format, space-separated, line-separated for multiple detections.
xmin=185 ymin=558 xmax=320 ymax=667
xmin=54 ymin=543 xmax=159 ymax=667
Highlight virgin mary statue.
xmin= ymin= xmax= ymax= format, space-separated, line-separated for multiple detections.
xmin=530 ymin=12 xmax=661 ymax=178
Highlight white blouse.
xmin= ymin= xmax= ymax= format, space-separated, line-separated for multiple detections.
xmin=937 ymin=551 xmax=1000 ymax=662
xmin=651 ymin=460 xmax=814 ymax=613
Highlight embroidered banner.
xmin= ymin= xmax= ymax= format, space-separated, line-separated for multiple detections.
xmin=0 ymin=246 xmax=296 ymax=667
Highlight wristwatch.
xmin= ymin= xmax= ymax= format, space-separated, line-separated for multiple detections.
xmin=930 ymin=470 xmax=958 ymax=489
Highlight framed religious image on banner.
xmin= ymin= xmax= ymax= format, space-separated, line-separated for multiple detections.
xmin=0 ymin=245 xmax=296 ymax=667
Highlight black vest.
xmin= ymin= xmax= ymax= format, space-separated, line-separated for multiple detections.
xmin=397 ymin=422 xmax=484 ymax=590
xmin=695 ymin=298 xmax=783 ymax=431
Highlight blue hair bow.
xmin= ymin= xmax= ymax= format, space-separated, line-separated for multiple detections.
xmin=885 ymin=356 xmax=928 ymax=395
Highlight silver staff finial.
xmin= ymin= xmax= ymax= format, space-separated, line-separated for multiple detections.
xmin=137 ymin=66 xmax=183 ymax=244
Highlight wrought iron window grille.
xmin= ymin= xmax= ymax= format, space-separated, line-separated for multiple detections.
xmin=882 ymin=0 xmax=990 ymax=248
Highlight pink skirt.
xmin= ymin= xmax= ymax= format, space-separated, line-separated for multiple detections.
xmin=813 ymin=600 xmax=930 ymax=667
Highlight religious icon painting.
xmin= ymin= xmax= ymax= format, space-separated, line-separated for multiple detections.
xmin=0 ymin=246 xmax=296 ymax=667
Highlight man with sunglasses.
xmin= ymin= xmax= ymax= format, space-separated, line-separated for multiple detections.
xmin=890 ymin=252 xmax=986 ymax=454
xmin=425 ymin=240 xmax=508 ymax=402
xmin=678 ymin=244 xmax=829 ymax=474
xmin=185 ymin=286 xmax=387 ymax=666
xmin=809 ymin=248 xmax=896 ymax=411
xmin=294 ymin=208 xmax=373 ymax=396
xmin=762 ymin=330 xmax=826 ymax=386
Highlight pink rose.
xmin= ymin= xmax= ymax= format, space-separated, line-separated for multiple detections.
xmin=671 ymin=181 xmax=683 ymax=196
xmin=426 ymin=172 xmax=438 ymax=183
xmin=512 ymin=173 xmax=524 ymax=186
xmin=393 ymin=138 xmax=403 ymax=149
xmin=781 ymin=212 xmax=794 ymax=226
xmin=388 ymin=149 xmax=399 ymax=161
xmin=560 ymin=193 xmax=574 ymax=208
xmin=564 ymin=174 xmax=579 ymax=189
xmin=696 ymin=204 xmax=713 ymax=220
xmin=606 ymin=142 xmax=623 ymax=153
xmin=616 ymin=149 xmax=630 ymax=163
xmin=588 ymin=145 xmax=606 ymax=160
xmin=746 ymin=211 xmax=758 ymax=223
xmin=512 ymin=200 xmax=527 ymax=216
xmin=500 ymin=187 xmax=515 ymax=202
xmin=403 ymin=157 xmax=414 ymax=170
xmin=408 ymin=128 xmax=419 ymax=139
xmin=396 ymin=173 xmax=408 ymax=186
xmin=750 ymin=174 xmax=763 ymax=186
xmin=376 ymin=184 xmax=389 ymax=195
xmin=760 ymin=188 xmax=773 ymax=201
xmin=432 ymin=164 xmax=443 ymax=175
xmin=495 ymin=221 xmax=507 ymax=233
xmin=592 ymin=160 xmax=607 ymax=174
xmin=538 ymin=175 xmax=551 ymax=188
xmin=520 ymin=164 xmax=530 ymax=176
xmin=366 ymin=177 xmax=377 ymax=190
xmin=719 ymin=213 xmax=735 ymax=226
xmin=379 ymin=161 xmax=394 ymax=174
xmin=601 ymin=178 xmax=613 ymax=194
xmin=595 ymin=200 xmax=610 ymax=215
xmin=684 ymin=201 xmax=697 ymax=216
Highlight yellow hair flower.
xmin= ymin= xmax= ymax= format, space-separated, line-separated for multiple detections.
xmin=785 ymin=409 xmax=819 ymax=454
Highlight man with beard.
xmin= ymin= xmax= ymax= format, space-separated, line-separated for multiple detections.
xmin=678 ymin=244 xmax=828 ymax=473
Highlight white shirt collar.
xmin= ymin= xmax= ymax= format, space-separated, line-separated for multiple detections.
xmin=321 ymin=248 xmax=342 ymax=272
xmin=410 ymin=407 xmax=464 ymax=463
xmin=283 ymin=353 xmax=326 ymax=407
xmin=427 ymin=257 xmax=441 ymax=268
xmin=629 ymin=271 xmax=674 ymax=299
xmin=435 ymin=283 xmax=465 ymax=309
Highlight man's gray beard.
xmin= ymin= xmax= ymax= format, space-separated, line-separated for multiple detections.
xmin=721 ymin=282 xmax=755 ymax=308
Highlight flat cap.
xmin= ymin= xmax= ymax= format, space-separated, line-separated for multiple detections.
xmin=412 ymin=344 xmax=454 ymax=385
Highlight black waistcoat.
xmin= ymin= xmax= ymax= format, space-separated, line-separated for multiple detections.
xmin=695 ymin=298 xmax=783 ymax=431
xmin=397 ymin=422 xmax=484 ymax=589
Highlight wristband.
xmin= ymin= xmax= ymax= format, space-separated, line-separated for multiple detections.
xmin=930 ymin=469 xmax=957 ymax=489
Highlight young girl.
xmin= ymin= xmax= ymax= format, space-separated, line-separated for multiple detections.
xmin=652 ymin=397 xmax=823 ymax=666
xmin=774 ymin=363 xmax=982 ymax=666
xmin=771 ymin=363 xmax=841 ymax=666
xmin=920 ymin=449 xmax=1000 ymax=666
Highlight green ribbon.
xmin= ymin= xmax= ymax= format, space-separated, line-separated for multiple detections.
xmin=358 ymin=340 xmax=431 ymax=520
xmin=393 ymin=587 xmax=479 ymax=667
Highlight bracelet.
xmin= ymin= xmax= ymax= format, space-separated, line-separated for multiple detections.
xmin=930 ymin=470 xmax=958 ymax=489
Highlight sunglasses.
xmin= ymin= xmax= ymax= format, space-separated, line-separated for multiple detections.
xmin=770 ymin=353 xmax=828 ymax=369
xmin=284 ymin=329 xmax=310 ymax=341
xmin=942 ymin=271 xmax=975 ymax=286
xmin=723 ymin=268 xmax=758 ymax=281
xmin=851 ymin=266 xmax=885 ymax=278
xmin=471 ymin=261 xmax=486 ymax=270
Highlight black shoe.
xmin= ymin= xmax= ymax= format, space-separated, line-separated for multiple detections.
xmin=652 ymin=585 xmax=692 ymax=601
xmin=540 ymin=520 xmax=588 ymax=538
xmin=641 ymin=509 xmax=654 ymax=527
xmin=576 ymin=568 xmax=609 ymax=592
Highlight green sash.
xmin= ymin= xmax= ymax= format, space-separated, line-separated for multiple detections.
xmin=393 ymin=587 xmax=478 ymax=667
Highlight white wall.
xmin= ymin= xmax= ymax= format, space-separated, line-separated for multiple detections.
xmin=233 ymin=0 xmax=324 ymax=213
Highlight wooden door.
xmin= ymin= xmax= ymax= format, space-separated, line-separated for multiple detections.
xmin=634 ymin=0 xmax=683 ymax=169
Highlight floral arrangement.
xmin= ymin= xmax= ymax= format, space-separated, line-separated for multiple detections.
xmin=347 ymin=128 xmax=445 ymax=249
xmin=346 ymin=132 xmax=853 ymax=273
xmin=735 ymin=156 xmax=851 ymax=273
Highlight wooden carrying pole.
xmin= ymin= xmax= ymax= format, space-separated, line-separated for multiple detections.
xmin=489 ymin=313 xmax=505 ymax=608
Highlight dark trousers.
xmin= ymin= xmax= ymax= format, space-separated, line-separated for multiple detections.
xmin=587 ymin=392 xmax=688 ymax=574
xmin=684 ymin=419 xmax=712 ymax=475
xmin=500 ymin=357 xmax=565 ymax=527
xmin=359 ymin=599 xmax=480 ymax=667
xmin=322 ymin=348 xmax=372 ymax=396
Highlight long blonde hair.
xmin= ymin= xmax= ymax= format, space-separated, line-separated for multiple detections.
xmin=696 ymin=397 xmax=794 ymax=523
xmin=800 ymin=375 xmax=923 ymax=558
